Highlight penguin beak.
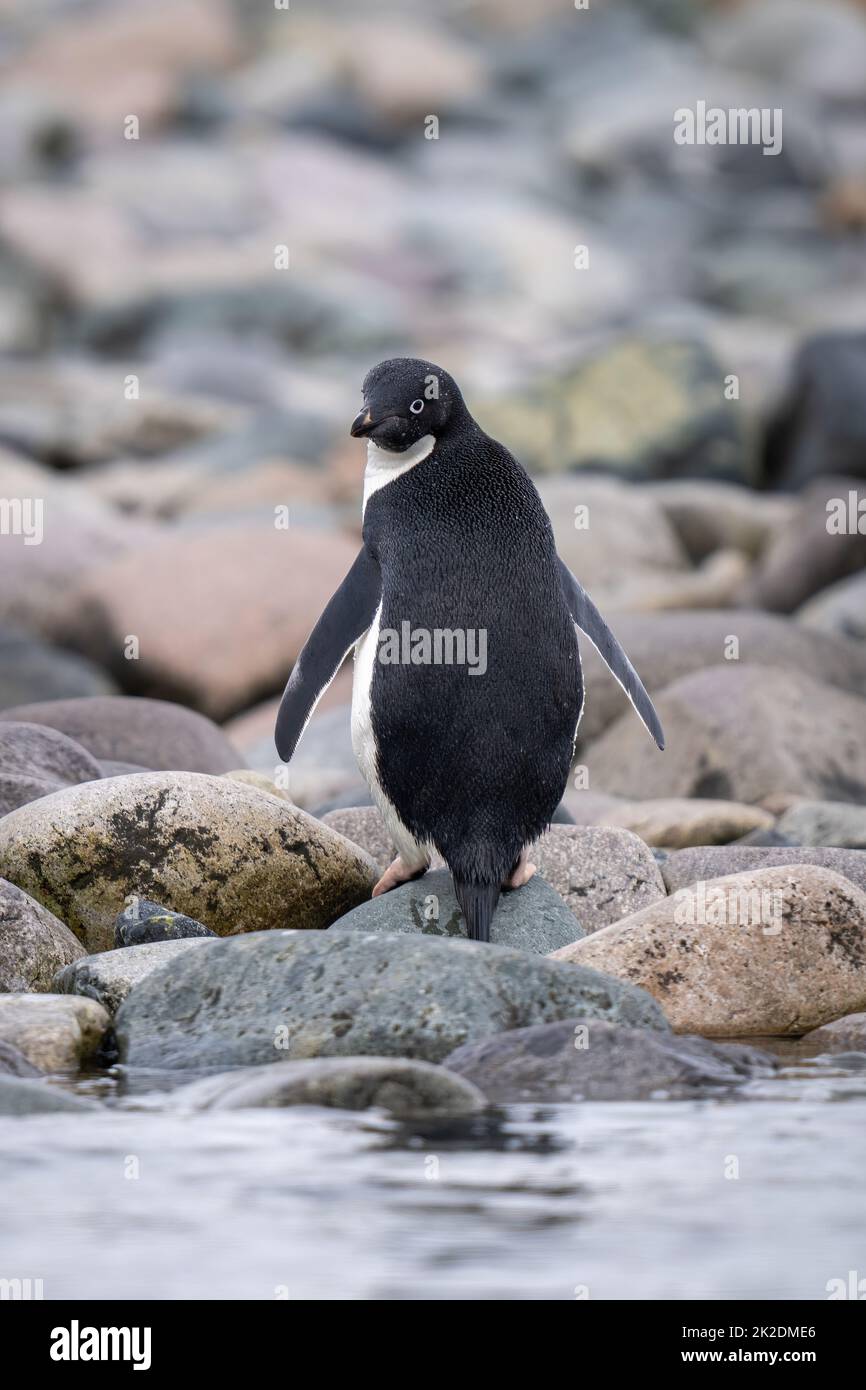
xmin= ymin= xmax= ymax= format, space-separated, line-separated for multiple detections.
xmin=350 ymin=408 xmax=374 ymax=438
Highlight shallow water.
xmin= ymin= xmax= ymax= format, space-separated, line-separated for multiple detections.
xmin=2 ymin=1060 xmax=865 ymax=1301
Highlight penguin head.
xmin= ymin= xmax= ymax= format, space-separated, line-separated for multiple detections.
xmin=350 ymin=357 xmax=464 ymax=452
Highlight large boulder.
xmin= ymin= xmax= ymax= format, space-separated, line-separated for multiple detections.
xmin=775 ymin=801 xmax=866 ymax=849
xmin=0 ymin=627 xmax=116 ymax=708
xmin=443 ymin=1020 xmax=773 ymax=1102
xmin=0 ymin=720 xmax=103 ymax=817
xmin=0 ymin=878 xmax=84 ymax=992
xmin=161 ymin=1057 xmax=486 ymax=1117
xmin=0 ymin=993 xmax=110 ymax=1070
xmin=661 ymin=845 xmax=866 ymax=898
xmin=329 ymin=869 xmax=583 ymax=954
xmin=576 ymin=610 xmax=866 ymax=745
xmin=584 ymin=665 xmax=866 ymax=804
xmin=0 ymin=772 xmax=377 ymax=952
xmin=739 ymin=476 xmax=866 ymax=612
xmin=645 ymin=479 xmax=795 ymax=562
xmin=55 ymin=938 xmax=212 ymax=1014
xmin=762 ymin=334 xmax=866 ymax=488
xmin=552 ymin=866 xmax=866 ymax=1037
xmin=115 ymin=929 xmax=669 ymax=1069
xmin=530 ymin=825 xmax=665 ymax=932
xmin=0 ymin=695 xmax=241 ymax=774
xmin=598 ymin=798 xmax=774 ymax=848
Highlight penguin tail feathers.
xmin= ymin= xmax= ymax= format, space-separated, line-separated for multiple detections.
xmin=453 ymin=878 xmax=501 ymax=944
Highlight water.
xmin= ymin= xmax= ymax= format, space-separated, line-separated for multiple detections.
xmin=2 ymin=1060 xmax=864 ymax=1301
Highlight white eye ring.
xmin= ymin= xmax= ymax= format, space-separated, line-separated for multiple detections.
xmin=409 ymin=399 xmax=424 ymax=414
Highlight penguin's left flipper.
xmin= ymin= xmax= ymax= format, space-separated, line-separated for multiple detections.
xmin=275 ymin=546 xmax=381 ymax=762
xmin=558 ymin=557 xmax=665 ymax=750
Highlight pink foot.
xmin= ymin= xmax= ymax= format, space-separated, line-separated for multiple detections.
xmin=372 ymin=855 xmax=427 ymax=897
xmin=504 ymin=851 xmax=536 ymax=890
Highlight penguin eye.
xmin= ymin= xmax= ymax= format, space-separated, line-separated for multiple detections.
xmin=409 ymin=399 xmax=424 ymax=414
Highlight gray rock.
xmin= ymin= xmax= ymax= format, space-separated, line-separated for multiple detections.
xmin=0 ymin=628 xmax=116 ymax=709
xmin=532 ymin=825 xmax=666 ymax=933
xmin=114 ymin=898 xmax=217 ymax=947
xmin=0 ymin=993 xmax=110 ymax=1071
xmin=0 ymin=1075 xmax=100 ymax=1115
xmin=739 ymin=476 xmax=866 ymax=613
xmin=776 ymin=801 xmax=866 ymax=850
xmin=443 ymin=1020 xmax=774 ymax=1102
xmin=55 ymin=938 xmax=212 ymax=1015
xmin=0 ymin=720 xmax=103 ymax=817
xmin=0 ymin=696 xmax=241 ymax=774
xmin=115 ymin=929 xmax=669 ymax=1069
xmin=330 ymin=869 xmax=584 ymax=954
xmin=763 ymin=334 xmax=866 ymax=488
xmin=320 ymin=805 xmax=394 ymax=870
xmin=0 ymin=877 xmax=85 ymax=992
xmin=585 ymin=665 xmax=866 ymax=804
xmin=161 ymin=1057 xmax=486 ymax=1116
xmin=798 ymin=571 xmax=866 ymax=644
xmin=0 ymin=1040 xmax=42 ymax=1077
xmin=662 ymin=846 xmax=866 ymax=898
xmin=800 ymin=1012 xmax=866 ymax=1054
xmin=646 ymin=479 xmax=795 ymax=562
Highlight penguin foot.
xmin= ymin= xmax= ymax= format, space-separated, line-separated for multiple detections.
xmin=504 ymin=852 xmax=536 ymax=890
xmin=372 ymin=856 xmax=428 ymax=897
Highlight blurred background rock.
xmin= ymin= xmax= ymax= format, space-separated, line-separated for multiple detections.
xmin=0 ymin=0 xmax=864 ymax=810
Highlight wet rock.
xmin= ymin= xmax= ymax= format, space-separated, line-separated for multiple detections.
xmin=0 ymin=696 xmax=241 ymax=774
xmin=0 ymin=1040 xmax=42 ymax=1077
xmin=576 ymin=610 xmax=866 ymax=745
xmin=53 ymin=524 xmax=360 ymax=720
xmin=330 ymin=869 xmax=584 ymax=954
xmin=739 ymin=477 xmax=866 ymax=612
xmin=443 ymin=1020 xmax=774 ymax=1102
xmin=800 ymin=1012 xmax=866 ymax=1054
xmin=0 ymin=720 xmax=103 ymax=817
xmin=0 ymin=878 xmax=85 ymax=992
xmin=162 ymin=1057 xmax=485 ymax=1117
xmin=55 ymin=938 xmax=212 ymax=1015
xmin=115 ymin=929 xmax=669 ymax=1069
xmin=0 ymin=1076 xmax=99 ymax=1115
xmin=531 ymin=825 xmax=665 ymax=933
xmin=114 ymin=897 xmax=217 ymax=947
xmin=599 ymin=798 xmax=775 ymax=849
xmin=585 ymin=665 xmax=866 ymax=804
xmin=553 ymin=866 xmax=866 ymax=1037
xmin=0 ymin=628 xmax=116 ymax=708
xmin=0 ymin=771 xmax=377 ymax=952
xmin=0 ymin=993 xmax=110 ymax=1070
xmin=776 ymin=801 xmax=866 ymax=849
xmin=798 ymin=571 xmax=866 ymax=644
xmin=763 ymin=333 xmax=866 ymax=488
xmin=662 ymin=845 xmax=866 ymax=898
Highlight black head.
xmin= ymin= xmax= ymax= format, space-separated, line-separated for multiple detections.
xmin=350 ymin=357 xmax=466 ymax=452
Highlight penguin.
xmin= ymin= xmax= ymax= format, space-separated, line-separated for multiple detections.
xmin=276 ymin=358 xmax=664 ymax=942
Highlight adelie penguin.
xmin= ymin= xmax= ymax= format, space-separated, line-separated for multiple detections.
xmin=276 ymin=358 xmax=664 ymax=943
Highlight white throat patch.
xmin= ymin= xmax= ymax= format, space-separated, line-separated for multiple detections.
xmin=362 ymin=433 xmax=435 ymax=517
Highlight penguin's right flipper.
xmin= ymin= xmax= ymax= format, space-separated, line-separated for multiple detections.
xmin=557 ymin=557 xmax=665 ymax=750
xmin=275 ymin=546 xmax=381 ymax=762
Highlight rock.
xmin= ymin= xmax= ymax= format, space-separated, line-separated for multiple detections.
xmin=0 ymin=696 xmax=241 ymax=774
xmin=552 ymin=866 xmax=866 ymax=1037
xmin=798 ymin=571 xmax=866 ymax=644
xmin=115 ymin=930 xmax=669 ymax=1069
xmin=800 ymin=1013 xmax=866 ymax=1054
xmin=330 ymin=869 xmax=584 ymax=954
xmin=662 ymin=845 xmax=866 ymax=898
xmin=0 ymin=1076 xmax=99 ymax=1115
xmin=732 ymin=828 xmax=796 ymax=848
xmin=584 ymin=665 xmax=866 ymax=804
xmin=223 ymin=769 xmax=292 ymax=802
xmin=0 ymin=720 xmax=103 ymax=817
xmin=443 ymin=1020 xmax=773 ymax=1102
xmin=52 ymin=523 xmax=360 ymax=720
xmin=646 ymin=479 xmax=796 ymax=562
xmin=0 ymin=627 xmax=117 ymax=708
xmin=530 ymin=825 xmax=666 ymax=932
xmin=114 ymin=898 xmax=217 ymax=947
xmin=162 ymin=1057 xmax=485 ymax=1116
xmin=320 ymin=806 xmax=395 ymax=871
xmin=0 ymin=771 xmax=377 ymax=952
xmin=763 ymin=333 xmax=866 ymax=488
xmin=248 ymin=703 xmax=359 ymax=811
xmin=576 ymin=610 xmax=866 ymax=745
xmin=598 ymin=798 xmax=775 ymax=848
xmin=55 ymin=938 xmax=212 ymax=1015
xmin=739 ymin=477 xmax=866 ymax=612
xmin=776 ymin=801 xmax=866 ymax=849
xmin=0 ymin=1041 xmax=42 ymax=1077
xmin=0 ymin=878 xmax=85 ymax=992
xmin=0 ymin=993 xmax=110 ymax=1070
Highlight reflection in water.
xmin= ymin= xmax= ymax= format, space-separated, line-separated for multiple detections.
xmin=1 ymin=1063 xmax=865 ymax=1300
